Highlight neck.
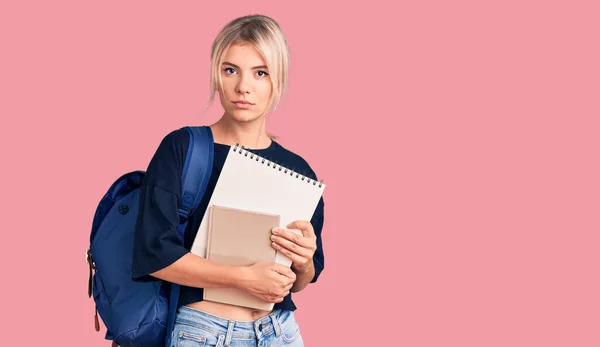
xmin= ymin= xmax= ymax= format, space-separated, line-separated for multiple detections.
xmin=210 ymin=113 xmax=272 ymax=150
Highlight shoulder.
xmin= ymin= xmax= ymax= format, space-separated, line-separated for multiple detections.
xmin=145 ymin=127 xmax=193 ymax=176
xmin=157 ymin=127 xmax=190 ymax=150
xmin=150 ymin=127 xmax=193 ymax=162
xmin=269 ymin=141 xmax=321 ymax=181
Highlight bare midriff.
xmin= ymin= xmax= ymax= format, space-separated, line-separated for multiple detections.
xmin=186 ymin=300 xmax=272 ymax=321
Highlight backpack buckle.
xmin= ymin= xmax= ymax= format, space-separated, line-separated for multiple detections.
xmin=178 ymin=207 xmax=191 ymax=219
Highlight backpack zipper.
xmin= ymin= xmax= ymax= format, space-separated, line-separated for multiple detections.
xmin=87 ymin=248 xmax=99 ymax=332
xmin=87 ymin=248 xmax=95 ymax=297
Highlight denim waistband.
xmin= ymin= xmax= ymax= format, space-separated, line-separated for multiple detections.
xmin=174 ymin=306 xmax=283 ymax=344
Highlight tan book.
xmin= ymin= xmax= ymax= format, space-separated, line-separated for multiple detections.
xmin=203 ymin=205 xmax=281 ymax=310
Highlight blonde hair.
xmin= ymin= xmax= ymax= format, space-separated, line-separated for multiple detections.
xmin=204 ymin=14 xmax=290 ymax=117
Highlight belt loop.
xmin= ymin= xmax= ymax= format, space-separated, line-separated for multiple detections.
xmin=224 ymin=320 xmax=234 ymax=346
xmin=270 ymin=312 xmax=281 ymax=338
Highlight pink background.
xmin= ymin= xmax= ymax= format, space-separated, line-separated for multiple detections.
xmin=1 ymin=0 xmax=599 ymax=346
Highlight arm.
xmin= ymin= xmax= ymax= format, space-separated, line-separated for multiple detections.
xmin=151 ymin=252 xmax=296 ymax=303
xmin=149 ymin=252 xmax=247 ymax=289
xmin=291 ymin=259 xmax=315 ymax=293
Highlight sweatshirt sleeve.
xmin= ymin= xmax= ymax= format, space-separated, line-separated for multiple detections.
xmin=310 ymin=195 xmax=325 ymax=283
xmin=131 ymin=128 xmax=191 ymax=281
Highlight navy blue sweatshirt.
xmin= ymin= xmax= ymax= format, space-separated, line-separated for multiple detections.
xmin=131 ymin=127 xmax=325 ymax=311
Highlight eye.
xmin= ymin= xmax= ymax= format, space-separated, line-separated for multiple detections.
xmin=224 ymin=67 xmax=236 ymax=75
xmin=257 ymin=70 xmax=269 ymax=78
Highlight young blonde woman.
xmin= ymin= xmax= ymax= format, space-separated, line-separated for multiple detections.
xmin=131 ymin=14 xmax=325 ymax=347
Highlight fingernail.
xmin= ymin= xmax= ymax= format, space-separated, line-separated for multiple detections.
xmin=272 ymin=228 xmax=278 ymax=234
xmin=271 ymin=235 xmax=276 ymax=241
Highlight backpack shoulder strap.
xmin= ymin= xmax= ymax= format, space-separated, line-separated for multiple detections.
xmin=166 ymin=125 xmax=214 ymax=347
xmin=178 ymin=125 xmax=214 ymax=222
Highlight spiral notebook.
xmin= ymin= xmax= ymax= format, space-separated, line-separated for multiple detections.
xmin=203 ymin=205 xmax=281 ymax=310
xmin=190 ymin=144 xmax=326 ymax=268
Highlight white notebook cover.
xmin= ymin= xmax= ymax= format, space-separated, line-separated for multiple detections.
xmin=190 ymin=144 xmax=325 ymax=267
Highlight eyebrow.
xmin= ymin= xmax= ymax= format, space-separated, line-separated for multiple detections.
xmin=222 ymin=61 xmax=268 ymax=70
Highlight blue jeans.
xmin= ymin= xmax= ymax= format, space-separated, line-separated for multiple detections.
xmin=170 ymin=306 xmax=304 ymax=347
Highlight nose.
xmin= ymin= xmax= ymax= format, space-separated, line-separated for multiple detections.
xmin=236 ymin=73 xmax=251 ymax=94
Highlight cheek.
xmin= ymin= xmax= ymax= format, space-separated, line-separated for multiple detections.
xmin=218 ymin=84 xmax=235 ymax=103
xmin=258 ymin=83 xmax=273 ymax=101
xmin=220 ymin=80 xmax=232 ymax=94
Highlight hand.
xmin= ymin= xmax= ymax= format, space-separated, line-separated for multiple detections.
xmin=241 ymin=262 xmax=296 ymax=303
xmin=271 ymin=221 xmax=317 ymax=274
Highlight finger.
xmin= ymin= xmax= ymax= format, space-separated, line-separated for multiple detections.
xmin=271 ymin=235 xmax=313 ymax=259
xmin=286 ymin=220 xmax=314 ymax=237
xmin=272 ymin=228 xmax=311 ymax=247
xmin=278 ymin=287 xmax=291 ymax=296
xmin=272 ymin=241 xmax=308 ymax=268
xmin=271 ymin=263 xmax=296 ymax=279
xmin=268 ymin=295 xmax=284 ymax=303
xmin=272 ymin=228 xmax=310 ymax=246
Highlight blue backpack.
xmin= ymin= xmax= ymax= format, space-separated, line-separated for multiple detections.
xmin=86 ymin=126 xmax=214 ymax=347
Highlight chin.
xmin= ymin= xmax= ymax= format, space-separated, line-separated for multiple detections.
xmin=227 ymin=109 xmax=264 ymax=123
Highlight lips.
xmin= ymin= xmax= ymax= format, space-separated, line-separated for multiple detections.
xmin=233 ymin=100 xmax=253 ymax=105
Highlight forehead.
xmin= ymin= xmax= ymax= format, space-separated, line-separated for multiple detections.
xmin=222 ymin=43 xmax=267 ymax=68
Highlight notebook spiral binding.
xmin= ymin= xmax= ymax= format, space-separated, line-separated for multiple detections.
xmin=232 ymin=144 xmax=323 ymax=188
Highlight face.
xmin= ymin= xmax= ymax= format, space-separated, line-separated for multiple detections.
xmin=218 ymin=43 xmax=273 ymax=123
